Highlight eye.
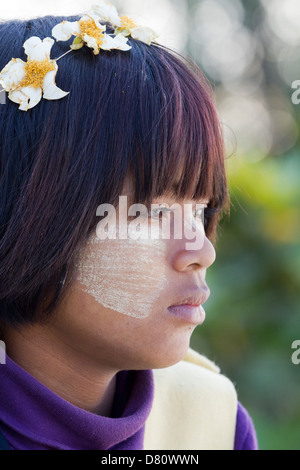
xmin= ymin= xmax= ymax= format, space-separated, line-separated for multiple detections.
xmin=149 ymin=206 xmax=174 ymax=220
xmin=203 ymin=207 xmax=220 ymax=228
xmin=193 ymin=207 xmax=205 ymax=222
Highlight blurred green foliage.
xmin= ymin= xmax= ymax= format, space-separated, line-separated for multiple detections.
xmin=191 ymin=152 xmax=300 ymax=449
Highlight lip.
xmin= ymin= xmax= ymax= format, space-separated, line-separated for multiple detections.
xmin=167 ymin=304 xmax=206 ymax=325
xmin=167 ymin=288 xmax=210 ymax=325
xmin=168 ymin=289 xmax=210 ymax=308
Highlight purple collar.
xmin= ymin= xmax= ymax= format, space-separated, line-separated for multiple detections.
xmin=0 ymin=354 xmax=154 ymax=450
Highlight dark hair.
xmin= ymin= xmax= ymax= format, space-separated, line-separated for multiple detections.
xmin=0 ymin=14 xmax=229 ymax=326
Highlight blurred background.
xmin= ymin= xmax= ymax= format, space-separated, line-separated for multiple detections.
xmin=2 ymin=0 xmax=300 ymax=450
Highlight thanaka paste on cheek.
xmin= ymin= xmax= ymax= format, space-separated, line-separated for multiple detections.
xmin=73 ymin=229 xmax=168 ymax=319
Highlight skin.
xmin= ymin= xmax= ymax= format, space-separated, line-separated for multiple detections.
xmin=3 ymin=178 xmax=216 ymax=417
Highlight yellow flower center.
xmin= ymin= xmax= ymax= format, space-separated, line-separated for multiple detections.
xmin=79 ymin=19 xmax=104 ymax=46
xmin=119 ymin=16 xmax=137 ymax=30
xmin=19 ymin=59 xmax=56 ymax=89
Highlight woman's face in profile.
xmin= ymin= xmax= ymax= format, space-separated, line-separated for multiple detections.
xmin=53 ymin=178 xmax=216 ymax=370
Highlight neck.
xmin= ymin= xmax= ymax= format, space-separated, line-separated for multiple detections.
xmin=3 ymin=323 xmax=118 ymax=416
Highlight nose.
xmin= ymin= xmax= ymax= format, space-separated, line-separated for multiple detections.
xmin=171 ymin=236 xmax=216 ymax=272
xmin=170 ymin=215 xmax=216 ymax=272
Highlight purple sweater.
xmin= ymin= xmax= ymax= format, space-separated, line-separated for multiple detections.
xmin=0 ymin=355 xmax=258 ymax=450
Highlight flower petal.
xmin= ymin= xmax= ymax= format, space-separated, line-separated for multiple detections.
xmin=42 ymin=69 xmax=69 ymax=100
xmin=0 ymin=59 xmax=26 ymax=91
xmin=91 ymin=1 xmax=121 ymax=27
xmin=130 ymin=26 xmax=158 ymax=45
xmin=52 ymin=21 xmax=81 ymax=41
xmin=8 ymin=86 xmax=42 ymax=111
xmin=96 ymin=33 xmax=115 ymax=51
xmin=82 ymin=33 xmax=100 ymax=55
xmin=23 ymin=37 xmax=55 ymax=61
xmin=108 ymin=33 xmax=131 ymax=51
xmin=94 ymin=32 xmax=131 ymax=51
xmin=82 ymin=13 xmax=107 ymax=32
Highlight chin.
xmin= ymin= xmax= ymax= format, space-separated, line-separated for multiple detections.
xmin=138 ymin=335 xmax=192 ymax=371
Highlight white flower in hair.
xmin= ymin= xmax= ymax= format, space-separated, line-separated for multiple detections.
xmin=0 ymin=36 xmax=69 ymax=111
xmin=52 ymin=12 xmax=131 ymax=55
xmin=0 ymin=2 xmax=158 ymax=112
xmin=126 ymin=25 xmax=158 ymax=45
xmin=91 ymin=0 xmax=121 ymax=27
xmin=91 ymin=1 xmax=159 ymax=45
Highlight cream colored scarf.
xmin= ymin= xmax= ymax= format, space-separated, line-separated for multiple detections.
xmin=144 ymin=348 xmax=237 ymax=450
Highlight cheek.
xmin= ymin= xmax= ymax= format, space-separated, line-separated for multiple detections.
xmin=73 ymin=233 xmax=168 ymax=319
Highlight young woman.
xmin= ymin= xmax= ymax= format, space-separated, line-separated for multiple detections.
xmin=0 ymin=2 xmax=258 ymax=450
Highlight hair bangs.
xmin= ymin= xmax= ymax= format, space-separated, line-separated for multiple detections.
xmin=123 ymin=43 xmax=229 ymax=239
xmin=123 ymin=48 xmax=227 ymax=208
